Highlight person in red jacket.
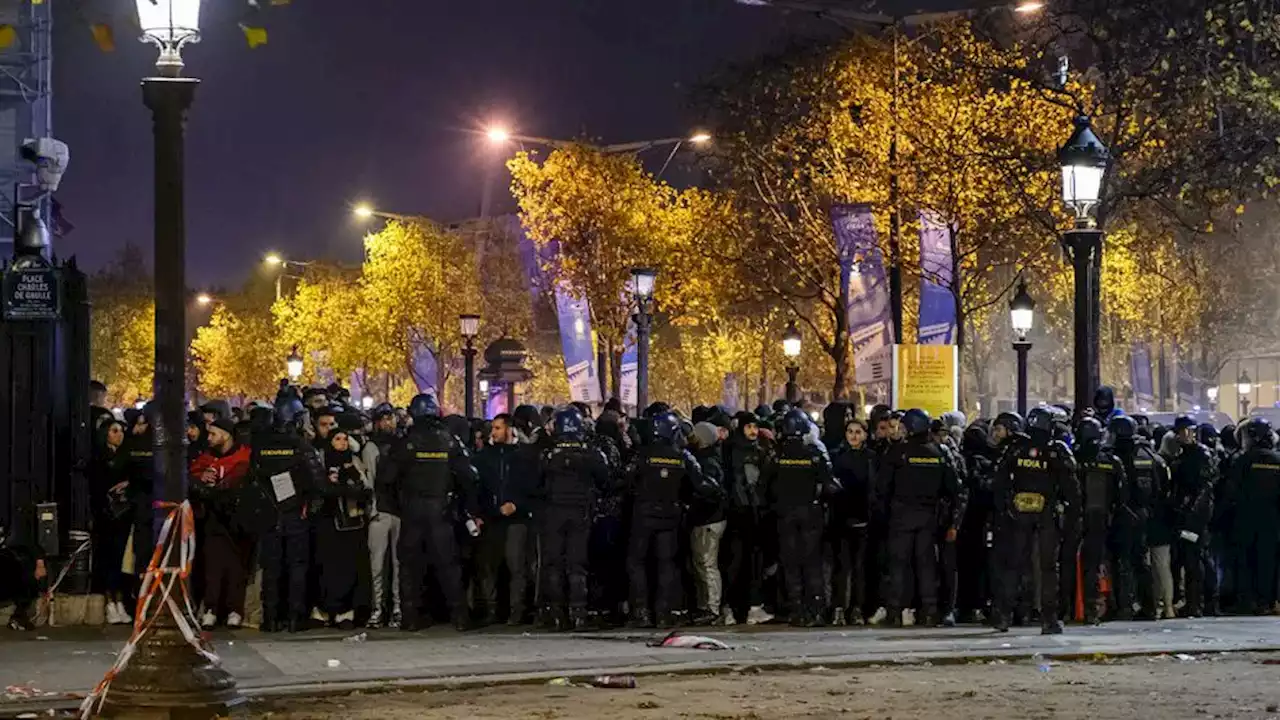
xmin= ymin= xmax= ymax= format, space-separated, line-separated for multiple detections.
xmin=190 ymin=417 xmax=253 ymax=628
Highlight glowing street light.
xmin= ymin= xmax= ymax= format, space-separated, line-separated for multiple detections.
xmin=195 ymin=293 xmax=213 ymax=306
xmin=689 ymin=132 xmax=712 ymax=144
xmin=1014 ymin=1 xmax=1044 ymax=13
xmin=486 ymin=126 xmax=511 ymax=144
xmin=783 ymin=322 xmax=802 ymax=405
xmin=286 ymin=346 xmax=304 ymax=381
xmin=263 ymin=252 xmax=282 ymax=266
xmin=353 ymin=203 xmax=374 ymax=219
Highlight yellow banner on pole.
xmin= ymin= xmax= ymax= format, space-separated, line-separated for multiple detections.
xmin=892 ymin=344 xmax=958 ymax=417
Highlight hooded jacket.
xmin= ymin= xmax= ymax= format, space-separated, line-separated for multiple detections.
xmin=726 ymin=422 xmax=768 ymax=510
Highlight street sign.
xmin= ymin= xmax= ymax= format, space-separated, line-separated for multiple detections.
xmin=3 ymin=264 xmax=61 ymax=320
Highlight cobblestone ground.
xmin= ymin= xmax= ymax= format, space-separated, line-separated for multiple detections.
xmin=255 ymin=652 xmax=1280 ymax=720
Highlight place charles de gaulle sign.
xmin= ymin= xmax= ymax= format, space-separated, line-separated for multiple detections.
xmin=3 ymin=260 xmax=61 ymax=321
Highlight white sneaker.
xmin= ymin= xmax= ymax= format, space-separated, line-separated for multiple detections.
xmin=869 ymin=606 xmax=888 ymax=626
xmin=311 ymin=607 xmax=328 ymax=623
xmin=335 ymin=610 xmax=355 ymax=624
xmin=903 ymin=609 xmax=916 ymax=627
xmin=105 ymin=602 xmax=124 ymax=625
xmin=746 ymin=605 xmax=774 ymax=625
xmin=719 ymin=605 xmax=737 ymax=626
xmin=226 ymin=612 xmax=242 ymax=628
xmin=200 ymin=611 xmax=216 ymax=629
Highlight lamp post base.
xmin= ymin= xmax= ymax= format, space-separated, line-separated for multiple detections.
xmin=97 ymin=606 xmax=242 ymax=718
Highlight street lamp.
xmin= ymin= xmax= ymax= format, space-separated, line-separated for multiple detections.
xmin=1238 ymin=370 xmax=1253 ymax=417
xmin=783 ymin=322 xmax=802 ymax=405
xmin=264 ymin=253 xmax=310 ymax=301
xmin=97 ymin=1 xmax=240 ymax=715
xmin=1207 ymin=385 xmax=1219 ymax=411
xmin=195 ymin=292 xmax=212 ymax=306
xmin=1059 ymin=114 xmax=1110 ymax=419
xmin=1009 ymin=280 xmax=1035 ymax=417
xmin=286 ymin=346 xmax=303 ymax=381
xmin=460 ymin=314 xmax=481 ymax=418
xmin=631 ymin=267 xmax=658 ymax=412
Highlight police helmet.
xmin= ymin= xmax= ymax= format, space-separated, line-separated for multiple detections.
xmin=779 ymin=408 xmax=810 ymax=439
xmin=993 ymin=412 xmax=1024 ymax=434
xmin=553 ymin=407 xmax=585 ymax=438
xmin=1077 ymin=416 xmax=1103 ymax=445
xmin=1108 ymin=414 xmax=1137 ymax=440
xmin=1172 ymin=414 xmax=1198 ymax=433
xmin=901 ymin=408 xmax=931 ymax=437
xmin=408 ymin=393 xmax=441 ymax=421
xmin=642 ymin=402 xmax=672 ymax=419
xmin=1026 ymin=406 xmax=1055 ymax=434
xmin=651 ymin=412 xmax=683 ymax=445
xmin=273 ymin=395 xmax=306 ymax=429
xmin=1244 ymin=417 xmax=1274 ymax=449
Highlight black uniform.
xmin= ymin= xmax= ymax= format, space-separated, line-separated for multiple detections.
xmin=878 ymin=436 xmax=963 ymax=623
xmin=539 ymin=437 xmax=610 ymax=616
xmin=994 ymin=431 xmax=1078 ymax=631
xmin=764 ymin=439 xmax=836 ymax=622
xmin=250 ymin=429 xmax=321 ymax=629
xmin=626 ymin=443 xmax=708 ymax=618
xmin=957 ymin=427 xmax=997 ymax=619
xmin=1169 ymin=442 xmax=1216 ymax=616
xmin=1232 ymin=446 xmax=1280 ymax=612
xmin=1111 ymin=437 xmax=1168 ymax=620
xmin=1075 ymin=445 xmax=1127 ymax=623
xmin=387 ymin=418 xmax=479 ymax=628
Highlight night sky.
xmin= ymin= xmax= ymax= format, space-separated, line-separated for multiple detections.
xmin=50 ymin=0 xmax=835 ymax=287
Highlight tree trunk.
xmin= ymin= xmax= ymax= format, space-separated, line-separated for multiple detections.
xmin=610 ymin=342 xmax=623 ymax=402
xmin=830 ymin=306 xmax=853 ymax=401
xmin=758 ymin=334 xmax=769 ymax=408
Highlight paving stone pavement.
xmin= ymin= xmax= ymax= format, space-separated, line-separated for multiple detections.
xmin=2 ymin=617 xmax=1279 ymax=713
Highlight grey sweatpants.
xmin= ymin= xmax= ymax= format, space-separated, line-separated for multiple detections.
xmin=368 ymin=512 xmax=402 ymax=621
xmin=692 ymin=520 xmax=728 ymax=612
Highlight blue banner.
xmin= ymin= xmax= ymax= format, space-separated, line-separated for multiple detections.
xmin=620 ymin=321 xmax=638 ymax=408
xmin=410 ymin=337 xmax=438 ymax=396
xmin=554 ymin=285 xmax=602 ymax=404
xmin=831 ymin=204 xmax=894 ymax=385
xmin=1129 ymin=342 xmax=1154 ymax=411
xmin=917 ymin=211 xmax=957 ymax=345
xmin=1174 ymin=344 xmax=1197 ymax=409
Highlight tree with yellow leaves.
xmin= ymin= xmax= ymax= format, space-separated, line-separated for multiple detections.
xmin=190 ymin=297 xmax=283 ymax=401
xmin=89 ymin=244 xmax=154 ymax=406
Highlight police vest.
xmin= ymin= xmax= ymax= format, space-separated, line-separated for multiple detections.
xmin=401 ymin=429 xmax=456 ymax=499
xmin=636 ymin=449 xmax=686 ymax=505
xmin=1011 ymin=444 xmax=1057 ymax=513
xmin=772 ymin=446 xmax=821 ymax=507
xmin=543 ymin=441 xmax=596 ymax=506
xmin=1245 ymin=450 xmax=1280 ymax=509
xmin=1081 ymin=457 xmax=1117 ymax=513
xmin=1125 ymin=449 xmax=1158 ymax=511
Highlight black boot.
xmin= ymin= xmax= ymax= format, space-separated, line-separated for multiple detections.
xmin=627 ymin=608 xmax=654 ymax=628
xmin=453 ymin=608 xmax=473 ymax=632
xmin=1041 ymin=619 xmax=1064 ymax=635
xmin=884 ymin=608 xmax=903 ymax=628
xmin=287 ymin=616 xmax=306 ymax=633
xmin=992 ymin=612 xmax=1010 ymax=633
xmin=260 ymin=618 xmax=280 ymax=633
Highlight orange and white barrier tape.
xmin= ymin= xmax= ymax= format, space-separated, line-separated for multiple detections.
xmin=79 ymin=501 xmax=220 ymax=719
xmin=39 ymin=537 xmax=91 ymax=627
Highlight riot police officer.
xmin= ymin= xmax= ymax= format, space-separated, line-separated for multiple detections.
xmin=1169 ymin=415 xmax=1217 ymax=617
xmin=994 ymin=407 xmax=1078 ymax=634
xmin=764 ymin=409 xmax=837 ymax=627
xmin=1074 ymin=417 xmax=1127 ymax=624
xmin=540 ymin=407 xmax=610 ymax=631
xmin=878 ymin=409 xmax=964 ymax=628
xmin=388 ymin=394 xmax=479 ymax=631
xmin=251 ymin=394 xmax=322 ymax=632
xmin=1108 ymin=414 xmax=1168 ymax=620
xmin=1230 ymin=418 xmax=1280 ymax=614
xmin=626 ymin=411 xmax=716 ymax=629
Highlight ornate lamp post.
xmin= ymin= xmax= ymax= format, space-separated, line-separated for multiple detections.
xmin=631 ymin=267 xmax=657 ymax=412
xmin=460 ymin=314 xmax=481 ymax=418
xmin=1238 ymin=370 xmax=1253 ymax=418
xmin=99 ymin=0 xmax=242 ymax=715
xmin=783 ymin=321 xmax=802 ymax=405
xmin=1009 ymin=280 xmax=1035 ymax=417
xmin=1059 ymin=115 xmax=1110 ymax=417
xmin=1207 ymin=385 xmax=1219 ymax=412
xmin=286 ymin=346 xmax=303 ymax=382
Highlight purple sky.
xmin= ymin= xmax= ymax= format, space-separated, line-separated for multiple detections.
xmin=51 ymin=0 xmax=834 ymax=285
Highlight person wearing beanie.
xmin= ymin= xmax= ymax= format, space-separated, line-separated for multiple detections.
xmin=688 ymin=422 xmax=729 ymax=625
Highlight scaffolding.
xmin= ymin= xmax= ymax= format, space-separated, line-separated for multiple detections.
xmin=0 ymin=0 xmax=51 ymax=243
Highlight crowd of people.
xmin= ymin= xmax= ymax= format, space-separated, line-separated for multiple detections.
xmin=8 ymin=381 xmax=1277 ymax=636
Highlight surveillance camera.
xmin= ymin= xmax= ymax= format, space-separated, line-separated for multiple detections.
xmin=20 ymin=137 xmax=69 ymax=192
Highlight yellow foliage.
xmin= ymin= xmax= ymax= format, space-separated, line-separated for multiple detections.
xmin=190 ymin=302 xmax=283 ymax=401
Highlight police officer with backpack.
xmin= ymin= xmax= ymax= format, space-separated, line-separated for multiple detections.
xmin=1108 ymin=415 xmax=1169 ymax=620
xmin=764 ymin=408 xmax=838 ymax=627
xmin=539 ymin=407 xmax=611 ymax=631
xmin=388 ymin=394 xmax=480 ymax=632
xmin=993 ymin=407 xmax=1078 ymax=634
xmin=1074 ymin=417 xmax=1127 ymax=624
xmin=626 ymin=411 xmax=717 ymax=629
